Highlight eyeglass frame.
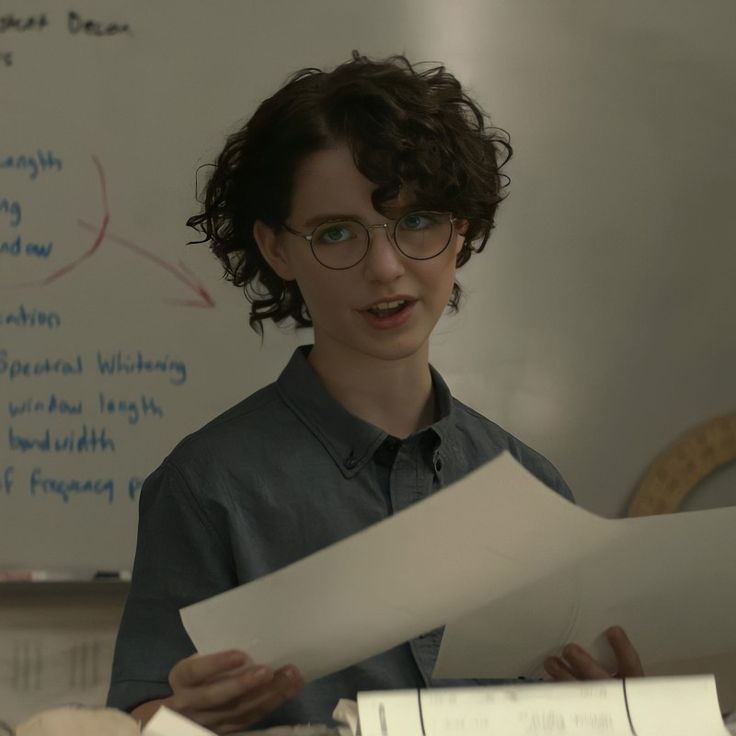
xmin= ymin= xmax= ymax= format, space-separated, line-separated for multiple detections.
xmin=280 ymin=211 xmax=464 ymax=270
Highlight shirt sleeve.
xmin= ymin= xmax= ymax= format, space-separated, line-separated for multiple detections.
xmin=106 ymin=458 xmax=237 ymax=712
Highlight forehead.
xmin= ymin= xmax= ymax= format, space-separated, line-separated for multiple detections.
xmin=289 ymin=144 xmax=413 ymax=219
xmin=292 ymin=144 xmax=362 ymax=190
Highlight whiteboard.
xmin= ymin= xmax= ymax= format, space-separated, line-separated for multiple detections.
xmin=2 ymin=0 xmax=735 ymax=572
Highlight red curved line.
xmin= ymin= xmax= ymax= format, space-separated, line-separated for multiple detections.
xmin=2 ymin=155 xmax=110 ymax=289
xmin=77 ymin=222 xmax=201 ymax=292
xmin=41 ymin=213 xmax=108 ymax=285
xmin=93 ymin=154 xmax=110 ymax=212
xmin=177 ymin=259 xmax=215 ymax=305
xmin=41 ymin=155 xmax=109 ymax=285
xmin=76 ymin=220 xmax=215 ymax=307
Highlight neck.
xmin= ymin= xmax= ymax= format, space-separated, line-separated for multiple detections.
xmin=307 ymin=341 xmax=435 ymax=439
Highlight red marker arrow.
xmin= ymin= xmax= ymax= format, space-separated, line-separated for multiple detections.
xmin=1 ymin=154 xmax=215 ymax=308
xmin=77 ymin=220 xmax=215 ymax=308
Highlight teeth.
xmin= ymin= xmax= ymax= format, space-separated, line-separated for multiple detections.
xmin=372 ymin=300 xmax=405 ymax=311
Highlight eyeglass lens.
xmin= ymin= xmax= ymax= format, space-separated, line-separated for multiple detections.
xmin=310 ymin=211 xmax=452 ymax=269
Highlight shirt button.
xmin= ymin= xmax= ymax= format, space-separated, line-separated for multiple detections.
xmin=433 ymin=455 xmax=443 ymax=472
xmin=345 ymin=453 xmax=358 ymax=469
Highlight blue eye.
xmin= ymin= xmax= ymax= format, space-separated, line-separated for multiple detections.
xmin=323 ymin=226 xmax=349 ymax=242
xmin=399 ymin=212 xmax=439 ymax=231
xmin=314 ymin=221 xmax=360 ymax=245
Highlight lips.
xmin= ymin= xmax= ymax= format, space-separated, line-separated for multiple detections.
xmin=359 ymin=297 xmax=417 ymax=329
xmin=362 ymin=296 xmax=416 ymax=315
xmin=367 ymin=299 xmax=409 ymax=316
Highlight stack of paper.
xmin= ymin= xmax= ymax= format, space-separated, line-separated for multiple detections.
xmin=9 ymin=685 xmax=733 ymax=736
xmin=343 ymin=676 xmax=731 ymax=736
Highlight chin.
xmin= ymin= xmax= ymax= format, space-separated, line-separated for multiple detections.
xmin=358 ymin=335 xmax=430 ymax=363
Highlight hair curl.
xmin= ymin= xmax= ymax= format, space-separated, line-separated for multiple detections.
xmin=187 ymin=50 xmax=512 ymax=335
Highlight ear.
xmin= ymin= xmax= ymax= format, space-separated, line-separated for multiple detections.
xmin=452 ymin=218 xmax=470 ymax=254
xmin=454 ymin=217 xmax=470 ymax=236
xmin=253 ymin=219 xmax=296 ymax=281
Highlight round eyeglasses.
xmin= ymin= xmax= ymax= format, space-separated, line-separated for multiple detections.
xmin=282 ymin=211 xmax=461 ymax=270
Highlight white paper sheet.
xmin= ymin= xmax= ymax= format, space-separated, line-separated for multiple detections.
xmin=180 ymin=451 xmax=735 ymax=691
xmin=434 ymin=500 xmax=736 ymax=685
xmin=355 ymin=676 xmax=730 ymax=736
xmin=142 ymin=706 xmax=215 ymax=736
xmin=181 ymin=453 xmax=614 ymax=681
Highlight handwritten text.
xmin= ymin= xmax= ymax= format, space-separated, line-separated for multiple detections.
xmin=9 ymin=424 xmax=116 ymax=454
xmin=0 ymin=150 xmax=63 ymax=179
xmin=0 ymin=197 xmax=21 ymax=227
xmin=0 ymin=305 xmax=62 ymax=329
xmin=0 ymin=234 xmax=54 ymax=259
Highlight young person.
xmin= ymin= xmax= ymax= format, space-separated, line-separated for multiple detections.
xmin=107 ymin=51 xmax=642 ymax=734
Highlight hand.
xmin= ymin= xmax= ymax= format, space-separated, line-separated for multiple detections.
xmin=163 ymin=649 xmax=304 ymax=734
xmin=544 ymin=626 xmax=644 ymax=681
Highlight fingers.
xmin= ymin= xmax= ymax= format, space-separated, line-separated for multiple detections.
xmin=545 ymin=644 xmax=611 ymax=680
xmin=201 ymin=666 xmax=304 ymax=732
xmin=174 ymin=663 xmax=277 ymax=714
xmin=547 ymin=627 xmax=644 ymax=682
xmin=170 ymin=650 xmax=250 ymax=690
xmin=606 ymin=626 xmax=645 ymax=677
xmin=544 ymin=656 xmax=576 ymax=681
xmin=167 ymin=652 xmax=304 ymax=733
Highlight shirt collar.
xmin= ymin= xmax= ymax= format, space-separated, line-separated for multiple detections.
xmin=276 ymin=345 xmax=455 ymax=478
xmin=427 ymin=364 xmax=455 ymax=449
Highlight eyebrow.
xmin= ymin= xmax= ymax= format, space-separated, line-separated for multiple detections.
xmin=302 ymin=206 xmax=417 ymax=229
xmin=303 ymin=213 xmax=363 ymax=228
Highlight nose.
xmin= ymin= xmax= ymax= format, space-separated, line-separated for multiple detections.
xmin=363 ymin=224 xmax=405 ymax=282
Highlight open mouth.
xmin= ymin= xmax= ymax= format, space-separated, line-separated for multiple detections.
xmin=366 ymin=299 xmax=411 ymax=317
xmin=360 ymin=298 xmax=417 ymax=329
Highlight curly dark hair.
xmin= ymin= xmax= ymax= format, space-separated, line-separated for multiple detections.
xmin=187 ymin=50 xmax=513 ymax=335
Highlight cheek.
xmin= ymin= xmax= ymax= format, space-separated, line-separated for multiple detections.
xmin=419 ymin=256 xmax=458 ymax=307
xmin=294 ymin=270 xmax=350 ymax=319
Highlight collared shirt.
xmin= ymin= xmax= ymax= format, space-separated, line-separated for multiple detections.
xmin=107 ymin=345 xmax=574 ymax=728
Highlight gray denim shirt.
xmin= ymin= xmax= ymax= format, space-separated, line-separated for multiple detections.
xmin=107 ymin=345 xmax=574 ymax=728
